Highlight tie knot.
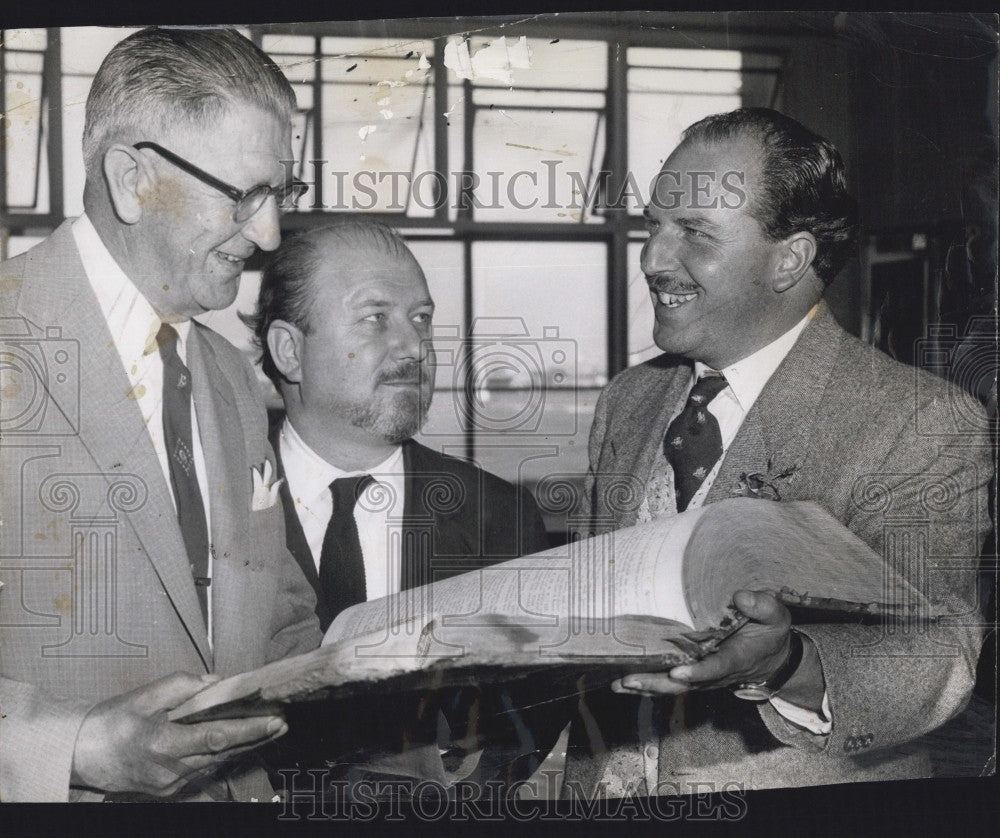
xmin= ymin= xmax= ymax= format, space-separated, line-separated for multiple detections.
xmin=688 ymin=373 xmax=728 ymax=405
xmin=155 ymin=322 xmax=181 ymax=361
xmin=330 ymin=474 xmax=374 ymax=515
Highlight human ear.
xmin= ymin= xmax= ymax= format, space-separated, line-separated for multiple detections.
xmin=102 ymin=145 xmax=148 ymax=225
xmin=267 ymin=319 xmax=304 ymax=383
xmin=772 ymin=232 xmax=818 ymax=293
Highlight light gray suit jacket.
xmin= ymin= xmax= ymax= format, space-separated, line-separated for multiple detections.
xmin=0 ymin=221 xmax=322 ymax=802
xmin=566 ymin=305 xmax=992 ymax=794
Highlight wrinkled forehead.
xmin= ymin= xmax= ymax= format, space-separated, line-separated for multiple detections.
xmin=649 ymin=137 xmax=763 ymax=212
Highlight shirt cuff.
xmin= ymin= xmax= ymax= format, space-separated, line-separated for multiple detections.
xmin=768 ymin=690 xmax=832 ymax=735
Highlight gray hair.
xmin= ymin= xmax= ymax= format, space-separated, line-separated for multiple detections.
xmin=83 ymin=27 xmax=296 ymax=178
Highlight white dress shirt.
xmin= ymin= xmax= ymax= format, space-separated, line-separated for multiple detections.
xmin=72 ymin=214 xmax=214 ymax=641
xmin=278 ymin=419 xmax=406 ymax=601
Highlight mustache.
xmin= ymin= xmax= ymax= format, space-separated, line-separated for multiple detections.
xmin=645 ymin=274 xmax=699 ymax=294
xmin=376 ymin=360 xmax=433 ymax=386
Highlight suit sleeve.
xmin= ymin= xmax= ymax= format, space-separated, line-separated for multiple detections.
xmin=758 ymin=387 xmax=991 ymax=756
xmin=0 ymin=677 xmax=94 ymax=802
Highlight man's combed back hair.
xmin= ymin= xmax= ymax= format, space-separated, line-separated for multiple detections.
xmin=241 ymin=218 xmax=415 ymax=387
xmin=83 ymin=27 xmax=296 ymax=177
xmin=682 ymin=107 xmax=859 ymax=284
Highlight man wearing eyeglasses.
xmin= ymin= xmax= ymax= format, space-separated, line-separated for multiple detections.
xmin=0 ymin=27 xmax=320 ymax=801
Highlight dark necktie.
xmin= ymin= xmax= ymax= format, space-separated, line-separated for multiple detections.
xmin=156 ymin=322 xmax=211 ymax=629
xmin=319 ymin=474 xmax=374 ymax=628
xmin=664 ymin=372 xmax=729 ymax=512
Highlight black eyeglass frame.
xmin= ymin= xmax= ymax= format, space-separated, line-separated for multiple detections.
xmin=133 ymin=141 xmax=308 ymax=222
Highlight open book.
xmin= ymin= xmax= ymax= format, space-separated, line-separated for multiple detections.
xmin=169 ymin=498 xmax=933 ymax=723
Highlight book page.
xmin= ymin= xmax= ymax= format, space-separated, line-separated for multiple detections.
xmin=324 ymin=506 xmax=707 ymax=655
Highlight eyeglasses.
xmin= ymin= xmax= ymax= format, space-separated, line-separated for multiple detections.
xmin=133 ymin=141 xmax=308 ymax=223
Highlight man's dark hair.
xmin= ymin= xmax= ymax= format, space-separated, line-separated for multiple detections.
xmin=83 ymin=27 xmax=296 ymax=178
xmin=241 ymin=219 xmax=415 ymax=387
xmin=681 ymin=107 xmax=859 ymax=284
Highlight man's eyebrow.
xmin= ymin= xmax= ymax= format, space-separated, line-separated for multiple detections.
xmin=675 ymin=214 xmax=721 ymax=230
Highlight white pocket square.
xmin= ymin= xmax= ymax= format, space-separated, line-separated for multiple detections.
xmin=251 ymin=460 xmax=283 ymax=511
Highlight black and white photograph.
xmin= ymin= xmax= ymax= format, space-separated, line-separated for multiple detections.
xmin=0 ymin=7 xmax=996 ymax=831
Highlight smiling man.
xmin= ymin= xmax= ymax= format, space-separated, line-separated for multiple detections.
xmin=244 ymin=219 xmax=553 ymax=800
xmin=567 ymin=108 xmax=992 ymax=795
xmin=0 ymin=28 xmax=320 ymax=802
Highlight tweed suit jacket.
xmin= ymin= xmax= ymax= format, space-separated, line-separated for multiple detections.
xmin=565 ymin=304 xmax=992 ymax=795
xmin=0 ymin=221 xmax=323 ymax=802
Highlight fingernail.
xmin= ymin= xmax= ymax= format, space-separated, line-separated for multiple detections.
xmin=621 ymin=678 xmax=641 ymax=690
xmin=266 ymin=717 xmax=286 ymax=735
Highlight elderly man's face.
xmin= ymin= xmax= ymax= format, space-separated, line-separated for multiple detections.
xmin=641 ymin=136 xmax=787 ymax=369
xmin=296 ymin=245 xmax=435 ymax=446
xmin=137 ymin=101 xmax=291 ymax=319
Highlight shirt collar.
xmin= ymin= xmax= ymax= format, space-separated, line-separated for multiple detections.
xmin=72 ymin=212 xmax=191 ymax=364
xmin=280 ymin=418 xmax=404 ymax=503
xmin=694 ymin=310 xmax=813 ymax=413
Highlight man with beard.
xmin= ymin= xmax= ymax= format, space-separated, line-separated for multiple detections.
xmin=244 ymin=218 xmax=552 ymax=800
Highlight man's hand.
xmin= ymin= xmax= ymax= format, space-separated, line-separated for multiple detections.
xmin=70 ymin=672 xmax=289 ymax=797
xmin=614 ymin=590 xmax=801 ymax=697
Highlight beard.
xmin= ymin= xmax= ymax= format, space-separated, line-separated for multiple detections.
xmin=348 ymin=361 xmax=434 ymax=444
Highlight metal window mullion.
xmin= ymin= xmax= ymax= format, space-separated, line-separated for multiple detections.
xmin=45 ymin=28 xmax=63 ymax=224
xmin=606 ymin=39 xmax=629 ymax=377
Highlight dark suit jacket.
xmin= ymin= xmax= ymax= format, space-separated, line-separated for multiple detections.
xmin=566 ymin=304 xmax=992 ymax=795
xmin=266 ymin=415 xmax=556 ymax=789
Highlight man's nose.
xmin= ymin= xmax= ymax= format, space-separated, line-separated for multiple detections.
xmin=640 ymin=228 xmax=680 ymax=277
xmin=241 ymin=196 xmax=282 ymax=252
xmin=391 ymin=319 xmax=425 ymax=359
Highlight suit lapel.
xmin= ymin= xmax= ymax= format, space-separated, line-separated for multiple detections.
xmin=607 ymin=360 xmax=692 ymax=528
xmin=187 ymin=327 xmax=252 ymax=673
xmin=17 ymin=223 xmax=213 ymax=669
xmin=707 ymin=306 xmax=843 ymax=503
xmin=401 ymin=441 xmax=473 ymax=588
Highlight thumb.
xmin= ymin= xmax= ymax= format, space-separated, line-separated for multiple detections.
xmin=733 ymin=589 xmax=787 ymax=626
xmin=132 ymin=671 xmax=219 ymax=714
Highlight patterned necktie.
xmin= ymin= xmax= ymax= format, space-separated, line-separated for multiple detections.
xmin=156 ymin=322 xmax=211 ymax=629
xmin=319 ymin=474 xmax=375 ymax=629
xmin=663 ymin=373 xmax=729 ymax=512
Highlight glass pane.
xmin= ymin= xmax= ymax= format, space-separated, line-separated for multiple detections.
xmin=318 ymin=81 xmax=435 ymax=215
xmin=462 ymin=37 xmax=607 ymax=90
xmin=62 ymin=75 xmax=91 ymax=218
xmin=407 ymin=240 xmax=466 ymax=445
xmin=471 ymin=109 xmax=604 ymax=223
xmin=470 ymin=241 xmax=606 ymax=387
xmin=628 ymin=47 xmax=743 ymax=70
xmin=61 ymin=28 xmax=140 ymax=75
xmin=263 ymin=34 xmax=315 ymax=54
xmin=627 ymin=90 xmax=741 ymax=214
xmin=321 ymin=37 xmax=435 ymax=60
xmin=630 ymin=67 xmax=743 ymax=96
xmin=4 ymin=235 xmax=46 ymax=259
xmin=4 ymin=70 xmax=47 ymax=212
xmin=3 ymin=29 xmax=47 ymax=51
xmin=405 ymin=239 xmax=465 ymax=392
